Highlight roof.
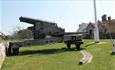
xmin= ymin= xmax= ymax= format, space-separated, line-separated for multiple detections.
xmin=77 ymin=23 xmax=88 ymax=32
xmin=108 ymin=19 xmax=115 ymax=24
xmin=99 ymin=19 xmax=115 ymax=33
xmin=86 ymin=22 xmax=95 ymax=29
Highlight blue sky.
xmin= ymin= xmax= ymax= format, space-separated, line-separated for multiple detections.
xmin=1 ymin=0 xmax=115 ymax=35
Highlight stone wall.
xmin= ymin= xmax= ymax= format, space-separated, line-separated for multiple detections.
xmin=0 ymin=43 xmax=6 ymax=69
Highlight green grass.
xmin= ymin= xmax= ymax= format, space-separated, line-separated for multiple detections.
xmin=1 ymin=40 xmax=115 ymax=70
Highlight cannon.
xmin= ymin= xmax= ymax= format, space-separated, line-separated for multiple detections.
xmin=6 ymin=16 xmax=87 ymax=56
xmin=19 ymin=17 xmax=65 ymax=39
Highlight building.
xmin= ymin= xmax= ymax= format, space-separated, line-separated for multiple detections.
xmin=85 ymin=22 xmax=95 ymax=39
xmin=77 ymin=23 xmax=88 ymax=32
xmin=77 ymin=22 xmax=95 ymax=39
xmin=98 ymin=15 xmax=115 ymax=39
xmin=77 ymin=14 xmax=115 ymax=39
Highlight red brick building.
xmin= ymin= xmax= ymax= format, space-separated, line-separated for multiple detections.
xmin=98 ymin=15 xmax=115 ymax=39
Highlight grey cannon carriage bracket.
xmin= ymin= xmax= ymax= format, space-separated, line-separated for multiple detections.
xmin=64 ymin=34 xmax=84 ymax=50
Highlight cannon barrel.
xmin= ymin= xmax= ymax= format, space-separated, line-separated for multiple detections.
xmin=19 ymin=16 xmax=88 ymax=39
xmin=19 ymin=16 xmax=55 ymax=24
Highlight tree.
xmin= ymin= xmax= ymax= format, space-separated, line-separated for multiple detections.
xmin=0 ymin=32 xmax=8 ymax=40
xmin=17 ymin=29 xmax=33 ymax=39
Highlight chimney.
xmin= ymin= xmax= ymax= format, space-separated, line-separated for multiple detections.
xmin=108 ymin=16 xmax=111 ymax=21
xmin=102 ymin=14 xmax=107 ymax=21
xmin=89 ymin=22 xmax=92 ymax=24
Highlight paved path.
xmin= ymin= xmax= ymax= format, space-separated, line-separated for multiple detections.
xmin=0 ymin=43 xmax=6 ymax=69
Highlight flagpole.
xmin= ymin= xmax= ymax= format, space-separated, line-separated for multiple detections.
xmin=93 ymin=0 xmax=99 ymax=43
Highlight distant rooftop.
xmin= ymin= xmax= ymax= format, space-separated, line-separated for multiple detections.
xmin=77 ymin=23 xmax=88 ymax=32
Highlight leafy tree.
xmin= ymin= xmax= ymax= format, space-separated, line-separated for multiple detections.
xmin=17 ymin=29 xmax=33 ymax=39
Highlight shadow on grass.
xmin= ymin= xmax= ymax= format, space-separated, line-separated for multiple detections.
xmin=84 ymin=42 xmax=95 ymax=47
xmin=17 ymin=47 xmax=85 ymax=56
xmin=111 ymin=52 xmax=115 ymax=55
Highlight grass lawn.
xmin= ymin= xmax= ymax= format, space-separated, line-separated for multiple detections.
xmin=1 ymin=40 xmax=115 ymax=70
